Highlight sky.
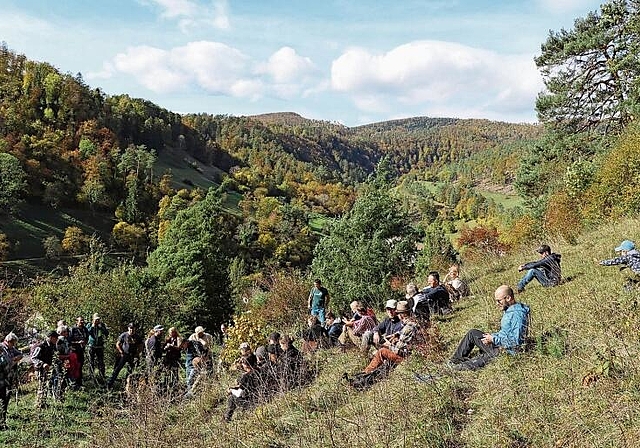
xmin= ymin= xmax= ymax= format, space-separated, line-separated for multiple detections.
xmin=1 ymin=0 xmax=604 ymax=127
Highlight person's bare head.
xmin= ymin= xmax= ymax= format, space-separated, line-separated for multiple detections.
xmin=494 ymin=285 xmax=515 ymax=310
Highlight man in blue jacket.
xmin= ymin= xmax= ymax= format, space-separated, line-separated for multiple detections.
xmin=448 ymin=285 xmax=530 ymax=371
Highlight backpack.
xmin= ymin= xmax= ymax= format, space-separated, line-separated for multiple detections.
xmin=346 ymin=362 xmax=394 ymax=391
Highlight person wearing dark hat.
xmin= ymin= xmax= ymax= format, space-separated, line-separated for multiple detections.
xmin=107 ymin=323 xmax=143 ymax=390
xmin=448 ymin=285 xmax=530 ymax=371
xmin=87 ymin=313 xmax=109 ymax=382
xmin=31 ymin=330 xmax=59 ymax=408
xmin=362 ymin=301 xmax=419 ymax=373
xmin=599 ymin=240 xmax=640 ymax=289
xmin=0 ymin=332 xmax=23 ymax=428
xmin=517 ymin=244 xmax=562 ymax=293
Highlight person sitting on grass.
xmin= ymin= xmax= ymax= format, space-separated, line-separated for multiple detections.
xmin=324 ymin=312 xmax=343 ymax=346
xmin=223 ymin=356 xmax=260 ymax=422
xmin=443 ymin=264 xmax=470 ymax=300
xmin=362 ymin=300 xmax=419 ymax=373
xmin=599 ymin=239 xmax=640 ymax=290
xmin=517 ymin=244 xmax=562 ymax=293
xmin=414 ymin=272 xmax=453 ymax=318
xmin=302 ymin=315 xmax=330 ymax=352
xmin=360 ymin=299 xmax=404 ymax=355
xmin=338 ymin=302 xmax=377 ymax=350
xmin=448 ymin=285 xmax=530 ymax=371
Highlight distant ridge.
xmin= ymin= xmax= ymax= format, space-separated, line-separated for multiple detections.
xmin=250 ymin=112 xmax=317 ymax=125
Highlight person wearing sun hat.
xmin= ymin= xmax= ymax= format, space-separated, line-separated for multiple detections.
xmin=599 ymin=239 xmax=640 ymax=289
xmin=362 ymin=300 xmax=419 ymax=373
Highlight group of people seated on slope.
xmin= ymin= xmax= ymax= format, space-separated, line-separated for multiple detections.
xmin=223 ymin=332 xmax=313 ymax=421
xmin=2 ymin=240 xmax=637 ymax=425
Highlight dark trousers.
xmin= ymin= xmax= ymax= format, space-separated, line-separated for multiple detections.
xmin=224 ymin=394 xmax=252 ymax=421
xmin=0 ymin=385 xmax=9 ymax=426
xmin=451 ymin=329 xmax=500 ymax=370
xmin=108 ymin=354 xmax=135 ymax=386
xmin=89 ymin=346 xmax=105 ymax=378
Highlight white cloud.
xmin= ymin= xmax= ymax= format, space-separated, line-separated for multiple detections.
xmin=331 ymin=40 xmax=543 ymax=121
xmin=253 ymin=47 xmax=319 ymax=99
xmin=259 ymin=47 xmax=316 ymax=83
xmin=148 ymin=0 xmax=198 ymax=18
xmin=111 ymin=41 xmax=259 ymax=97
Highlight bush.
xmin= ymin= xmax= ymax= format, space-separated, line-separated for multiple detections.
xmin=42 ymin=236 xmax=62 ymax=260
xmin=457 ymin=225 xmax=509 ymax=259
xmin=585 ymin=122 xmax=640 ymax=217
xmin=220 ymin=312 xmax=268 ymax=366
xmin=0 ymin=233 xmax=10 ymax=261
xmin=544 ymin=191 xmax=581 ymax=244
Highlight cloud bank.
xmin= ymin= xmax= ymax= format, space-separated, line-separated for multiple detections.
xmin=331 ymin=40 xmax=542 ymax=120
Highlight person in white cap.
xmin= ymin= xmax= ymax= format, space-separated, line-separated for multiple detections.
xmin=360 ymin=299 xmax=405 ymax=355
xmin=184 ymin=326 xmax=214 ymax=395
xmin=86 ymin=313 xmax=109 ymax=382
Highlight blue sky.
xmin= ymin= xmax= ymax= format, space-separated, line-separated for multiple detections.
xmin=1 ymin=0 xmax=603 ymax=126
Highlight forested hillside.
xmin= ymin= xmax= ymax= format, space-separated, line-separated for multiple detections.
xmin=1 ymin=1 xmax=640 ymax=446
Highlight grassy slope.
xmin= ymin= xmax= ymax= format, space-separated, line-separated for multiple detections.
xmin=6 ymin=218 xmax=636 ymax=448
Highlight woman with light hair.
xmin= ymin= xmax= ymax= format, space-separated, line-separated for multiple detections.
xmin=443 ymin=264 xmax=470 ymax=299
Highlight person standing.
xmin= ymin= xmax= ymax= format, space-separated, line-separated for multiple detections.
xmin=163 ymin=327 xmax=182 ymax=390
xmin=145 ymin=325 xmax=164 ymax=380
xmin=31 ymin=331 xmax=59 ymax=408
xmin=107 ymin=323 xmax=142 ymax=390
xmin=184 ymin=326 xmax=213 ymax=396
xmin=308 ymin=279 xmax=330 ymax=325
xmin=0 ymin=333 xmax=23 ymax=429
xmin=517 ymin=244 xmax=562 ymax=292
xmin=87 ymin=313 xmax=109 ymax=382
xmin=448 ymin=285 xmax=530 ymax=371
xmin=69 ymin=316 xmax=89 ymax=389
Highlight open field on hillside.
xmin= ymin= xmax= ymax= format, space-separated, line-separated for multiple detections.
xmin=0 ymin=203 xmax=114 ymax=261
xmin=2 ymin=218 xmax=639 ymax=447
xmin=422 ymin=181 xmax=523 ymax=209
